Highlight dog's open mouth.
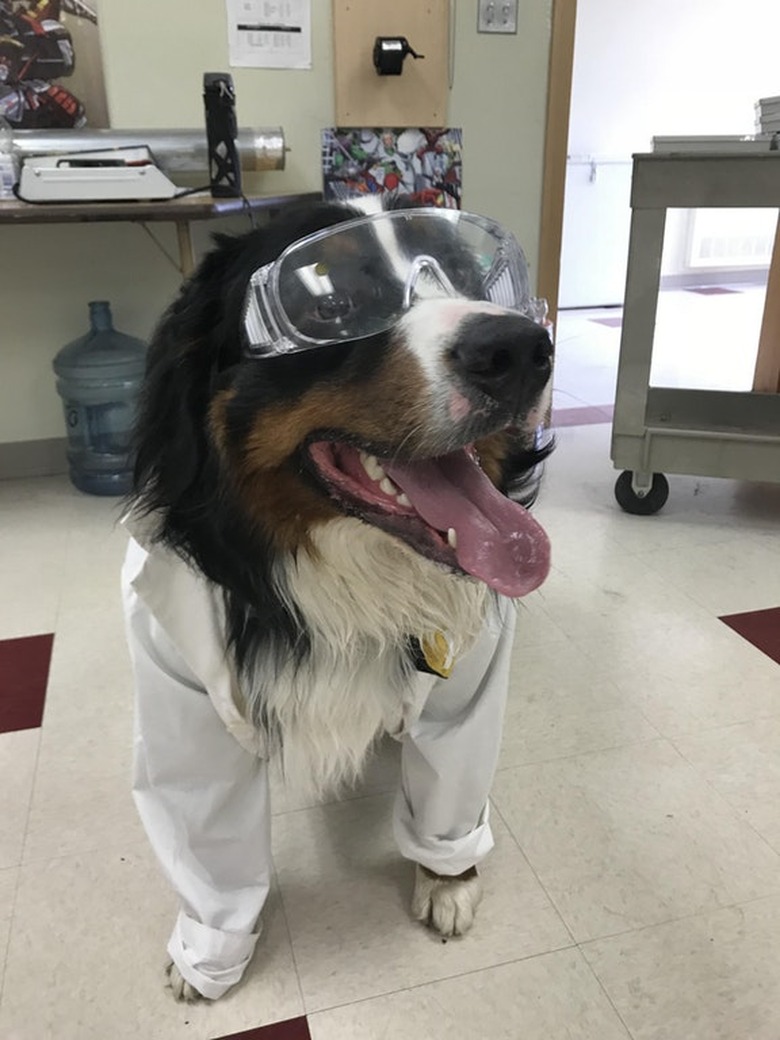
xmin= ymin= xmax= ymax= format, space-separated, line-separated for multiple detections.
xmin=307 ymin=440 xmax=550 ymax=597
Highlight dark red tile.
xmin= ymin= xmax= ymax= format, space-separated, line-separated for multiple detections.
xmin=590 ymin=316 xmax=623 ymax=327
xmin=0 ymin=634 xmax=54 ymax=734
xmin=720 ymin=607 xmax=780 ymax=666
xmin=553 ymin=404 xmax=614 ymax=427
xmin=213 ymin=1017 xmax=311 ymax=1040
xmin=685 ymin=286 xmax=740 ymax=295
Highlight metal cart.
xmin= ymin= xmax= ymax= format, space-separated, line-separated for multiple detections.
xmin=611 ymin=149 xmax=780 ymax=514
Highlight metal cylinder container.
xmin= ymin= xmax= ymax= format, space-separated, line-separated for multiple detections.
xmin=11 ymin=127 xmax=286 ymax=174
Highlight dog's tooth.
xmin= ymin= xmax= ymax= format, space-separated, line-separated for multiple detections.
xmin=361 ymin=453 xmax=386 ymax=482
xmin=379 ymin=476 xmax=398 ymax=497
xmin=447 ymin=528 xmax=458 ymax=549
xmin=397 ymin=492 xmax=411 ymax=507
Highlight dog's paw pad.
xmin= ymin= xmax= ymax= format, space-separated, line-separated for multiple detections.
xmin=411 ymin=864 xmax=483 ymax=937
xmin=165 ymin=961 xmax=204 ymax=1003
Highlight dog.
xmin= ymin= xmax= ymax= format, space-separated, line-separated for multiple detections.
xmin=121 ymin=201 xmax=553 ymax=1002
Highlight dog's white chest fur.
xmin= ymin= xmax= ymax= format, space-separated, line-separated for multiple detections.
xmin=246 ymin=517 xmax=490 ymax=796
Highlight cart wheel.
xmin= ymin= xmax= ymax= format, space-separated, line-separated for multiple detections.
xmin=614 ymin=471 xmax=669 ymax=515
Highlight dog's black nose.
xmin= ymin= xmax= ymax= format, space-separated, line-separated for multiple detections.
xmin=449 ymin=312 xmax=553 ymax=406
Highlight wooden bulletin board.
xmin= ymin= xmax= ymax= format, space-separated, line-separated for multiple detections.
xmin=332 ymin=0 xmax=451 ymax=127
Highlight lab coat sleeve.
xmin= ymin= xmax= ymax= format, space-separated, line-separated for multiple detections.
xmin=122 ymin=538 xmax=273 ymax=1000
xmin=393 ymin=597 xmax=515 ymax=875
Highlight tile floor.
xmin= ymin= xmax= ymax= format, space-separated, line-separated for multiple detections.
xmin=0 ymin=286 xmax=779 ymax=1039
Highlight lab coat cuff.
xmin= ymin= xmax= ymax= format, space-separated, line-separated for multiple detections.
xmin=392 ymin=795 xmax=495 ymax=876
xmin=168 ymin=911 xmax=261 ymax=1001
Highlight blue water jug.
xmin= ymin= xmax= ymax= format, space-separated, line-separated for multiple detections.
xmin=52 ymin=301 xmax=147 ymax=496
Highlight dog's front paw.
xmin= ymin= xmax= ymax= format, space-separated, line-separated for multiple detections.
xmin=165 ymin=961 xmax=205 ymax=1003
xmin=411 ymin=863 xmax=483 ymax=937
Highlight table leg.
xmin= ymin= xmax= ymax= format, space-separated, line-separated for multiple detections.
xmin=175 ymin=220 xmax=195 ymax=277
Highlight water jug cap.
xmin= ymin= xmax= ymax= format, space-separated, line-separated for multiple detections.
xmin=89 ymin=301 xmax=113 ymax=332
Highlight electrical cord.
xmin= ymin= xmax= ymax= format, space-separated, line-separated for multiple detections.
xmin=175 ymin=185 xmax=257 ymax=227
xmin=240 ymin=192 xmax=257 ymax=228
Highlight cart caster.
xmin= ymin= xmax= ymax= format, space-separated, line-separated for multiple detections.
xmin=614 ymin=471 xmax=669 ymax=515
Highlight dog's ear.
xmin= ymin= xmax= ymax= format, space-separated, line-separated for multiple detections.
xmin=130 ymin=209 xmax=357 ymax=518
xmin=131 ymin=243 xmax=240 ymax=513
xmin=475 ymin=428 xmax=554 ymax=508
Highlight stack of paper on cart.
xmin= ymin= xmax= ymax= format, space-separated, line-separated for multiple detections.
xmin=755 ymin=96 xmax=780 ymax=134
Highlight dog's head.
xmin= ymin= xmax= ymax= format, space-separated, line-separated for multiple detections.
xmin=132 ymin=202 xmax=553 ymax=604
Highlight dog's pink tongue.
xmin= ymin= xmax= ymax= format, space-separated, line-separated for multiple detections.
xmin=385 ymin=451 xmax=550 ymax=597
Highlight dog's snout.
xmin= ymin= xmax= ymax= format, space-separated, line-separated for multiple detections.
xmin=449 ymin=313 xmax=553 ymax=404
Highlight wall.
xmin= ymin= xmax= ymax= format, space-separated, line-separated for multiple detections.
xmin=560 ymin=0 xmax=780 ymax=307
xmin=568 ymin=0 xmax=780 ymax=158
xmin=0 ymin=0 xmax=553 ymax=452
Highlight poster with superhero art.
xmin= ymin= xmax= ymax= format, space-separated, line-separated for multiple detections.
xmin=322 ymin=127 xmax=462 ymax=209
xmin=0 ymin=0 xmax=109 ymax=129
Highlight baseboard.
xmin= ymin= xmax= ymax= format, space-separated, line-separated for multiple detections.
xmin=0 ymin=438 xmax=67 ymax=480
xmin=659 ymin=270 xmax=768 ymax=290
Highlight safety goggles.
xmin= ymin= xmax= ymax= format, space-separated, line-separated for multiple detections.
xmin=243 ymin=209 xmax=534 ymax=357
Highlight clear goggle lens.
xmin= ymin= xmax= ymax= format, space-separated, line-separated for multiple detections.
xmin=244 ymin=209 xmax=534 ymax=357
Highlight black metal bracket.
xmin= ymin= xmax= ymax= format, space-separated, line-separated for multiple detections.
xmin=203 ymin=72 xmax=242 ymax=198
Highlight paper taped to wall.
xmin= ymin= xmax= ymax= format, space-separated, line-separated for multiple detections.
xmin=225 ymin=0 xmax=311 ymax=69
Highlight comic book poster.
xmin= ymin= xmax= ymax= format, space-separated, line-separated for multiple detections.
xmin=322 ymin=128 xmax=462 ymax=209
xmin=0 ymin=0 xmax=109 ymax=129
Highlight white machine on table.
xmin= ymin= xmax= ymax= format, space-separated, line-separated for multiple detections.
xmin=17 ymin=146 xmax=180 ymax=202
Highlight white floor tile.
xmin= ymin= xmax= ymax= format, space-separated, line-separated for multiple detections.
xmin=636 ymin=537 xmax=780 ymax=616
xmin=273 ymin=793 xmax=571 ymax=1012
xmin=613 ymin=667 xmax=780 ymax=741
xmin=0 ymin=866 xmax=18 ymax=1001
xmin=674 ymin=716 xmax=780 ymax=853
xmin=0 ymin=539 xmax=65 ymax=641
xmin=500 ymin=639 xmax=659 ymax=768
xmin=309 ymin=949 xmax=630 ymax=1040
xmin=18 ymin=602 xmax=140 ymax=863
xmin=533 ymin=554 xmax=712 ymax=651
xmin=583 ymin=894 xmax=780 ymax=1040
xmin=0 ymin=844 xmax=303 ymax=1040
xmin=23 ymin=770 xmax=145 ymax=865
xmin=511 ymin=591 xmax=570 ymax=648
xmin=0 ymin=730 xmax=39 ymax=870
xmin=492 ymin=740 xmax=780 ymax=942
xmin=500 ymin=702 xmax=659 ymax=770
xmin=0 ymin=478 xmax=76 ymax=639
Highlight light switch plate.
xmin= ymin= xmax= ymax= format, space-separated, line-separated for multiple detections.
xmin=477 ymin=0 xmax=518 ymax=34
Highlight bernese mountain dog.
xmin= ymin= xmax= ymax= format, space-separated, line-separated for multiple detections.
xmin=121 ymin=201 xmax=553 ymax=1001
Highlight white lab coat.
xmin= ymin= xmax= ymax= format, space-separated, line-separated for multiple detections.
xmin=121 ymin=527 xmax=516 ymax=1000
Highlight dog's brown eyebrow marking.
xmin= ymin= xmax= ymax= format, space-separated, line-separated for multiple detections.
xmin=223 ymin=349 xmax=432 ymax=473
